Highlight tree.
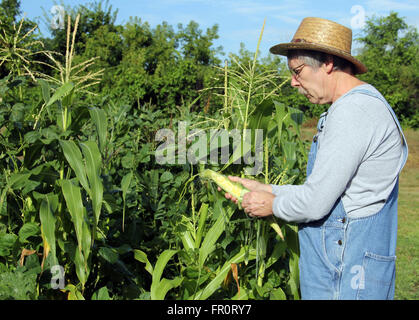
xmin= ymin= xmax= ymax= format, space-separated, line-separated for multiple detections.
xmin=0 ymin=0 xmax=21 ymax=26
xmin=356 ymin=12 xmax=419 ymax=127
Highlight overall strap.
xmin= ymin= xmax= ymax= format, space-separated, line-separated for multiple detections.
xmin=344 ymin=87 xmax=408 ymax=173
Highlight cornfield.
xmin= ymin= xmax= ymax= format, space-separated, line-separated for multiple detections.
xmin=0 ymin=14 xmax=309 ymax=300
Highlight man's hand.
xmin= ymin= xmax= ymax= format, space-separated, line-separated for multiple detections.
xmin=218 ymin=176 xmax=275 ymax=218
xmin=242 ymin=191 xmax=275 ymax=218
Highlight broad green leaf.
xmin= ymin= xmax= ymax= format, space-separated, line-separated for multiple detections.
xmin=88 ymin=107 xmax=107 ymax=154
xmin=180 ymin=228 xmax=195 ymax=252
xmin=193 ymin=246 xmax=256 ymax=300
xmin=66 ymin=284 xmax=85 ymax=300
xmin=11 ymin=103 xmax=24 ymax=122
xmin=91 ymin=286 xmax=110 ymax=300
xmin=285 ymin=224 xmax=300 ymax=300
xmin=81 ymin=215 xmax=91 ymax=262
xmin=160 ymin=171 xmax=173 ymax=183
xmin=265 ymin=239 xmax=287 ymax=269
xmin=39 ymin=195 xmax=58 ymax=267
xmin=121 ymin=172 xmax=133 ymax=199
xmin=220 ymin=130 xmax=252 ymax=171
xmin=270 ymin=287 xmax=287 ymax=300
xmin=248 ymin=98 xmax=274 ymax=131
xmin=46 ymin=82 xmax=74 ymax=108
xmin=60 ymin=140 xmax=89 ymax=193
xmin=150 ymin=249 xmax=178 ymax=300
xmin=9 ymin=172 xmax=31 ymax=190
xmin=288 ymin=106 xmax=304 ymax=128
xmin=133 ymin=249 xmax=153 ymax=275
xmin=19 ymin=222 xmax=39 ymax=243
xmin=199 ymin=200 xmax=234 ymax=268
xmin=80 ymin=141 xmax=103 ymax=226
xmin=61 ymin=180 xmax=85 ymax=253
xmin=232 ymin=286 xmax=251 ymax=300
xmin=151 ymin=277 xmax=183 ymax=300
xmin=152 ymin=249 xmax=177 ymax=287
xmin=287 ymin=252 xmax=300 ymax=300
xmin=273 ymin=100 xmax=289 ymax=150
xmin=282 ymin=141 xmax=297 ymax=166
xmin=74 ymin=247 xmax=89 ymax=287
xmin=0 ymin=233 xmax=18 ymax=257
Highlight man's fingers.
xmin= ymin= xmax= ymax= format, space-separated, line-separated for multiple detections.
xmin=228 ymin=175 xmax=243 ymax=183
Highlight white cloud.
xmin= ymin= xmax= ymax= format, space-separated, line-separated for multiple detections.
xmin=364 ymin=0 xmax=419 ymax=12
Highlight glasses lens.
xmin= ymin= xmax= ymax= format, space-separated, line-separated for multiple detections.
xmin=291 ymin=63 xmax=304 ymax=77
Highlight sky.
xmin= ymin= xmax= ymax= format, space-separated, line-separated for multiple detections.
xmin=18 ymin=0 xmax=419 ymax=59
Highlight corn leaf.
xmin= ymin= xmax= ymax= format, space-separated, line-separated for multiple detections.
xmin=60 ymin=140 xmax=89 ymax=193
xmin=45 ymin=82 xmax=74 ymax=108
xmin=199 ymin=200 xmax=233 ymax=268
xmin=88 ymin=107 xmax=107 ymax=154
xmin=151 ymin=277 xmax=183 ymax=300
xmin=133 ymin=249 xmax=153 ymax=275
xmin=270 ymin=287 xmax=287 ymax=300
xmin=150 ymin=249 xmax=178 ymax=300
xmin=39 ymin=194 xmax=58 ymax=268
xmin=80 ymin=141 xmax=103 ymax=226
xmin=61 ymin=180 xmax=85 ymax=253
xmin=180 ymin=228 xmax=195 ymax=252
xmin=285 ymin=224 xmax=300 ymax=300
xmin=193 ymin=246 xmax=256 ymax=300
xmin=74 ymin=245 xmax=89 ymax=286
xmin=65 ymin=284 xmax=85 ymax=300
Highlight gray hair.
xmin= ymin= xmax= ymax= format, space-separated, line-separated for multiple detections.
xmin=287 ymin=50 xmax=355 ymax=74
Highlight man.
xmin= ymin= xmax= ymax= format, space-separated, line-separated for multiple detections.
xmin=224 ymin=17 xmax=408 ymax=300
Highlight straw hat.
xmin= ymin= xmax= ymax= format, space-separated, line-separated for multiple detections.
xmin=270 ymin=17 xmax=367 ymax=74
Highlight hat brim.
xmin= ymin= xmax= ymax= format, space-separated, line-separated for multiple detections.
xmin=270 ymin=42 xmax=367 ymax=74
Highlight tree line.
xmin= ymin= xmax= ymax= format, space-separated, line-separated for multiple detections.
xmin=1 ymin=0 xmax=418 ymax=125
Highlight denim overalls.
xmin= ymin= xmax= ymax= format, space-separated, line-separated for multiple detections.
xmin=298 ymin=87 xmax=408 ymax=300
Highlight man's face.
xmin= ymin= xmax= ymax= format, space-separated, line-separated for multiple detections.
xmin=288 ymin=57 xmax=329 ymax=105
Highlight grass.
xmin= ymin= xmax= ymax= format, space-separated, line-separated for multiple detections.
xmin=394 ymin=127 xmax=419 ymax=300
xmin=301 ymin=120 xmax=419 ymax=300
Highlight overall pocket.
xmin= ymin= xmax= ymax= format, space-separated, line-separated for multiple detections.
xmin=356 ymin=252 xmax=396 ymax=300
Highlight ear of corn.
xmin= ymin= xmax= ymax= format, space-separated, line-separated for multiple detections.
xmin=200 ymin=169 xmax=249 ymax=202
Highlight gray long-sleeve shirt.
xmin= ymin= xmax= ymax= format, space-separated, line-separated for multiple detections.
xmin=271 ymin=84 xmax=405 ymax=223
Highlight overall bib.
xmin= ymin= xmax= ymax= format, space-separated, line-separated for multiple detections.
xmin=298 ymin=87 xmax=408 ymax=300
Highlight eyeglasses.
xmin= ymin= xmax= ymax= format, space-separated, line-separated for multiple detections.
xmin=289 ymin=63 xmax=306 ymax=78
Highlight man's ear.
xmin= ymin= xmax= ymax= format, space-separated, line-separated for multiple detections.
xmin=323 ymin=55 xmax=334 ymax=74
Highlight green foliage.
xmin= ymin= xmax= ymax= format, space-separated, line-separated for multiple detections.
xmin=356 ymin=12 xmax=419 ymax=127
xmin=0 ymin=265 xmax=38 ymax=300
xmin=0 ymin=0 xmax=417 ymax=301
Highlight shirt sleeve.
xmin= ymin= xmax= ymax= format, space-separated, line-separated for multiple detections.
xmin=271 ymin=102 xmax=373 ymax=223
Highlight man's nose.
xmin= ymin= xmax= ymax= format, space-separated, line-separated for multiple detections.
xmin=290 ymin=75 xmax=300 ymax=87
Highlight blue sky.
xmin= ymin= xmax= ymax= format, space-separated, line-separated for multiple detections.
xmin=19 ymin=0 xmax=419 ymax=58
